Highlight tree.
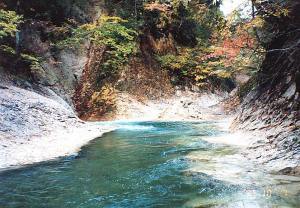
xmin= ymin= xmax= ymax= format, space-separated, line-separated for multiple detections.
xmin=58 ymin=15 xmax=137 ymax=75
xmin=0 ymin=9 xmax=23 ymax=39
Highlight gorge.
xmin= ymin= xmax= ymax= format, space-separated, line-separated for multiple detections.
xmin=0 ymin=0 xmax=299 ymax=207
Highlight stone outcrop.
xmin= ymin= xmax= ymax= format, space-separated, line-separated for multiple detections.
xmin=233 ymin=1 xmax=300 ymax=173
xmin=1 ymin=0 xmax=105 ymax=106
xmin=0 ymin=0 xmax=113 ymax=169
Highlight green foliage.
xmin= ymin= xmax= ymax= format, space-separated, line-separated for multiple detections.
xmin=157 ymin=46 xmax=232 ymax=86
xmin=171 ymin=2 xmax=199 ymax=46
xmin=20 ymin=53 xmax=43 ymax=73
xmin=145 ymin=1 xmax=230 ymax=87
xmin=0 ymin=9 xmax=23 ymax=39
xmin=0 ymin=43 xmax=43 ymax=73
xmin=0 ymin=0 xmax=260 ymax=92
xmin=59 ymin=15 xmax=137 ymax=75
xmin=0 ymin=44 xmax=16 ymax=55
xmin=0 ymin=8 xmax=43 ymax=74
xmin=157 ymin=51 xmax=195 ymax=79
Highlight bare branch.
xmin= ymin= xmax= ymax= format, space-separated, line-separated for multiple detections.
xmin=266 ymin=40 xmax=300 ymax=53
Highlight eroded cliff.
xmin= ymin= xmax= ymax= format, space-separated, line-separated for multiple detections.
xmin=233 ymin=1 xmax=300 ymax=173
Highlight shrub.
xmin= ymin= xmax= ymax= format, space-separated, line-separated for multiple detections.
xmin=91 ymin=84 xmax=116 ymax=112
xmin=157 ymin=46 xmax=233 ymax=86
xmin=0 ymin=9 xmax=23 ymax=39
xmin=58 ymin=15 xmax=137 ymax=75
xmin=20 ymin=53 xmax=43 ymax=73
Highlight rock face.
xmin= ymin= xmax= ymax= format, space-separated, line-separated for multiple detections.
xmin=0 ymin=1 xmax=115 ymax=169
xmin=0 ymin=0 xmax=108 ymax=139
xmin=2 ymin=0 xmax=105 ymax=106
xmin=233 ymin=1 xmax=300 ymax=173
xmin=0 ymin=75 xmax=114 ymax=169
xmin=0 ymin=70 xmax=80 ymax=141
xmin=73 ymin=30 xmax=178 ymax=120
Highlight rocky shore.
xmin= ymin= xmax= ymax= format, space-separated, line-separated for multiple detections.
xmin=112 ymin=90 xmax=229 ymax=121
xmin=232 ymin=88 xmax=300 ymax=175
xmin=0 ymin=73 xmax=114 ymax=170
xmin=231 ymin=1 xmax=300 ymax=175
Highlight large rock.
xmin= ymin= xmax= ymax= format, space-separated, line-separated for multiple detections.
xmin=233 ymin=0 xmax=300 ymax=172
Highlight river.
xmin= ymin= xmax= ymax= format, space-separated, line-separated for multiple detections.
xmin=0 ymin=121 xmax=299 ymax=207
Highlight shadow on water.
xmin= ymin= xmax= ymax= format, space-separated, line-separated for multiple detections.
xmin=0 ymin=121 xmax=299 ymax=208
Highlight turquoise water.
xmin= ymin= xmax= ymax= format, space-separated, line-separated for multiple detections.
xmin=0 ymin=121 xmax=299 ymax=208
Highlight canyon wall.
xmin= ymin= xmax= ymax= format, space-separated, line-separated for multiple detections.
xmin=1 ymin=0 xmax=106 ymax=105
xmin=233 ymin=1 xmax=300 ymax=172
xmin=0 ymin=0 xmax=106 ymax=142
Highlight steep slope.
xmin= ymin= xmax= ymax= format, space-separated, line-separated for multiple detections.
xmin=0 ymin=0 xmax=115 ymax=169
xmin=1 ymin=0 xmax=106 ymax=104
xmin=233 ymin=1 xmax=300 ymax=173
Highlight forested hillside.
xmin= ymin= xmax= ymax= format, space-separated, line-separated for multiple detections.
xmin=1 ymin=0 xmax=266 ymax=118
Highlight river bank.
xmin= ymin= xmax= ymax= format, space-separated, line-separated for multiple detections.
xmin=0 ymin=74 xmax=115 ymax=170
xmin=112 ymin=90 xmax=229 ymax=121
xmin=0 ymin=123 xmax=114 ymax=170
